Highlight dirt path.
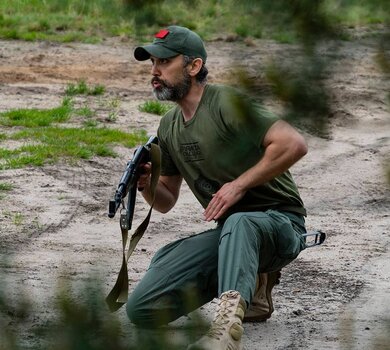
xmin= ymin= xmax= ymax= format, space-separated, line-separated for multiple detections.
xmin=0 ymin=35 xmax=389 ymax=349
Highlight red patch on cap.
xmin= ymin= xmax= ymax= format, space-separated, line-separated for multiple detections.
xmin=155 ymin=29 xmax=169 ymax=39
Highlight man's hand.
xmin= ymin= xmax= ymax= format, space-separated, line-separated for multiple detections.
xmin=137 ymin=162 xmax=152 ymax=191
xmin=204 ymin=181 xmax=246 ymax=221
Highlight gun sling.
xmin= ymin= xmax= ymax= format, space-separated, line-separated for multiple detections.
xmin=106 ymin=143 xmax=161 ymax=312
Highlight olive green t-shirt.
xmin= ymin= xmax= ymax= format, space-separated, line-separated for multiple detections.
xmin=157 ymin=84 xmax=306 ymax=217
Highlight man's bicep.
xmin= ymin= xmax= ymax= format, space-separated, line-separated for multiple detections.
xmin=263 ymin=120 xmax=304 ymax=147
xmin=262 ymin=120 xmax=308 ymax=164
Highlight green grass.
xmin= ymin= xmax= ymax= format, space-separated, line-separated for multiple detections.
xmin=0 ymin=98 xmax=72 ymax=127
xmin=0 ymin=96 xmax=148 ymax=169
xmin=65 ymin=81 xmax=106 ymax=96
xmin=0 ymin=182 xmax=13 ymax=200
xmin=12 ymin=212 xmax=24 ymax=226
xmin=138 ymin=100 xmax=174 ymax=116
xmin=0 ymin=182 xmax=13 ymax=191
xmin=75 ymin=106 xmax=96 ymax=119
xmin=0 ymin=0 xmax=387 ymax=43
xmin=0 ymin=127 xmax=147 ymax=170
xmin=0 ymin=1 xmax=124 ymax=43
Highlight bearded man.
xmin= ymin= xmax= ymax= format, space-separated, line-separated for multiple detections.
xmin=127 ymin=25 xmax=308 ymax=350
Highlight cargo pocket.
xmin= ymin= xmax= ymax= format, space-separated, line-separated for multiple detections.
xmin=267 ymin=210 xmax=305 ymax=261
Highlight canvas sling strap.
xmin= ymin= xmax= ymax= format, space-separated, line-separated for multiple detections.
xmin=106 ymin=143 xmax=161 ymax=312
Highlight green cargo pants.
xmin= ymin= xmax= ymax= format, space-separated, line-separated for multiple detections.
xmin=126 ymin=209 xmax=306 ymax=327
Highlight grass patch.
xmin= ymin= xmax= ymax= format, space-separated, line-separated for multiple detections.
xmin=65 ymin=80 xmax=106 ymax=96
xmin=0 ymin=182 xmax=13 ymax=200
xmin=0 ymin=2 xmax=121 ymax=43
xmin=0 ymin=182 xmax=13 ymax=191
xmin=83 ymin=119 xmax=99 ymax=128
xmin=13 ymin=212 xmax=24 ymax=226
xmin=0 ymin=98 xmax=72 ymax=127
xmin=0 ymin=127 xmax=147 ymax=170
xmin=138 ymin=100 xmax=174 ymax=116
xmin=75 ymin=106 xmax=96 ymax=118
xmin=0 ymin=97 xmax=148 ymax=169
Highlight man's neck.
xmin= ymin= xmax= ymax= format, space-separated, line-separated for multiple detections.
xmin=177 ymin=83 xmax=206 ymax=122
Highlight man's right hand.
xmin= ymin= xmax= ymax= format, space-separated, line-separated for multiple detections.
xmin=138 ymin=162 xmax=152 ymax=191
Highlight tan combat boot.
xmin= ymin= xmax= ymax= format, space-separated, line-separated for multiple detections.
xmin=243 ymin=270 xmax=281 ymax=322
xmin=187 ymin=290 xmax=246 ymax=350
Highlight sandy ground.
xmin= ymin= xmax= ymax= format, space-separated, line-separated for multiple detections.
xmin=0 ymin=33 xmax=389 ymax=349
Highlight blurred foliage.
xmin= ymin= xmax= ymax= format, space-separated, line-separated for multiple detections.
xmin=264 ymin=56 xmax=331 ymax=136
xmin=0 ymin=270 xmax=207 ymax=349
xmin=227 ymin=0 xmax=389 ymax=137
xmin=0 ymin=273 xmax=128 ymax=349
xmin=1 ymin=266 xmax=389 ymax=348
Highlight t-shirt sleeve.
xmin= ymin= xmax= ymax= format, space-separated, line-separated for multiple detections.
xmin=219 ymin=88 xmax=279 ymax=148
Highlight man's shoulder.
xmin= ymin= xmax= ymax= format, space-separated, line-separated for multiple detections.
xmin=201 ymin=84 xmax=247 ymax=111
xmin=206 ymin=84 xmax=253 ymax=104
xmin=204 ymin=84 xmax=239 ymax=98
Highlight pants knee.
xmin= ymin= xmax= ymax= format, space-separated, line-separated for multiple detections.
xmin=126 ymin=293 xmax=145 ymax=326
xmin=126 ymin=292 xmax=178 ymax=328
xmin=221 ymin=212 xmax=270 ymax=239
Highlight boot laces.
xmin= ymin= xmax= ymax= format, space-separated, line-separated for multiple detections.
xmin=206 ymin=297 xmax=237 ymax=340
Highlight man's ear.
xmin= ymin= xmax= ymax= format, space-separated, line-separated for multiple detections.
xmin=188 ymin=58 xmax=203 ymax=77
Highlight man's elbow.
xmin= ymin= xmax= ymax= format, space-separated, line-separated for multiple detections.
xmin=157 ymin=205 xmax=173 ymax=214
xmin=299 ymin=138 xmax=308 ymax=156
xmin=154 ymin=202 xmax=174 ymax=214
xmin=292 ymin=136 xmax=308 ymax=161
xmin=153 ymin=197 xmax=177 ymax=214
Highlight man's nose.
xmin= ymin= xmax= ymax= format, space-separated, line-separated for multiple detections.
xmin=151 ymin=63 xmax=160 ymax=76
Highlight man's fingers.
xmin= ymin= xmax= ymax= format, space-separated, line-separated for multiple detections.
xmin=205 ymin=204 xmax=227 ymax=221
xmin=204 ymin=196 xmax=226 ymax=221
xmin=137 ymin=163 xmax=152 ymax=191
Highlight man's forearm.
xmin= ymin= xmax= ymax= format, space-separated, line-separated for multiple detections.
xmin=140 ymin=176 xmax=182 ymax=213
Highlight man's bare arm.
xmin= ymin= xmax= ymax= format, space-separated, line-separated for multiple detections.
xmin=138 ymin=164 xmax=183 ymax=213
xmin=204 ymin=120 xmax=308 ymax=221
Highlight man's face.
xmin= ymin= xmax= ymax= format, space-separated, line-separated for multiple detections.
xmin=150 ymin=55 xmax=192 ymax=102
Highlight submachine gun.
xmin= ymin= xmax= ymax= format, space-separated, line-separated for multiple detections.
xmin=106 ymin=135 xmax=160 ymax=312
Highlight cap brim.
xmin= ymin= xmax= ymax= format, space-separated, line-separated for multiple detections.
xmin=134 ymin=44 xmax=179 ymax=61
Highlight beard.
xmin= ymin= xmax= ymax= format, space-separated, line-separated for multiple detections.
xmin=152 ymin=70 xmax=192 ymax=102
